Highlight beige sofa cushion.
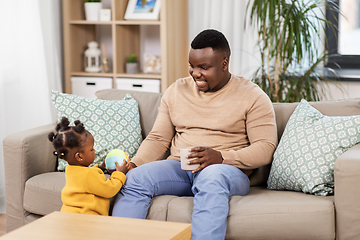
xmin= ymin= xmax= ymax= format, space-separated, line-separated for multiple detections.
xmin=273 ymin=98 xmax=360 ymax=140
xmin=226 ymin=187 xmax=334 ymax=240
xmin=24 ymin=171 xmax=174 ymax=221
xmin=23 ymin=172 xmax=64 ymax=216
xmin=162 ymin=187 xmax=335 ymax=240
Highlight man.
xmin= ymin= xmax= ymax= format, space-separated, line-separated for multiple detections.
xmin=112 ymin=29 xmax=278 ymax=239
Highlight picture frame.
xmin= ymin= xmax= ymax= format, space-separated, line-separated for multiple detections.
xmin=124 ymin=0 xmax=161 ymax=20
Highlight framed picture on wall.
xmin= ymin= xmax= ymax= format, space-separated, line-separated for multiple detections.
xmin=124 ymin=0 xmax=161 ymax=20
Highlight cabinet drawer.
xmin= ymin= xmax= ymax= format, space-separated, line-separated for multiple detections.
xmin=116 ymin=78 xmax=160 ymax=93
xmin=71 ymin=77 xmax=112 ymax=98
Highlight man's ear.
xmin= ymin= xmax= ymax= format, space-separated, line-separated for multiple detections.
xmin=222 ymin=57 xmax=229 ymax=71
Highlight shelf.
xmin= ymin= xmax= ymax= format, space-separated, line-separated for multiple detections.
xmin=69 ymin=20 xmax=112 ymax=25
xmin=71 ymin=72 xmax=114 ymax=77
xmin=116 ymin=73 xmax=161 ymax=79
xmin=69 ymin=20 xmax=161 ymax=26
xmin=63 ymin=0 xmax=189 ymax=94
xmin=71 ymin=72 xmax=161 ymax=79
xmin=114 ymin=20 xmax=161 ymax=25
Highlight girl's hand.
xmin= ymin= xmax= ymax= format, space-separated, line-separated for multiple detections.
xmin=115 ymin=160 xmax=130 ymax=175
xmin=98 ymin=161 xmax=106 ymax=171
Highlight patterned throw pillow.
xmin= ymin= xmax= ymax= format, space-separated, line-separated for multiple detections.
xmin=51 ymin=90 xmax=142 ymax=171
xmin=267 ymin=99 xmax=360 ymax=196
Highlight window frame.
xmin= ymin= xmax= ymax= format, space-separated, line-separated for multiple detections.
xmin=326 ymin=0 xmax=360 ymax=69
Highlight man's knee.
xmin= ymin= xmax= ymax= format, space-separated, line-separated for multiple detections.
xmin=198 ymin=164 xmax=235 ymax=179
xmin=124 ymin=164 xmax=149 ymax=186
xmin=194 ymin=165 xmax=232 ymax=188
xmin=194 ymin=164 xmax=249 ymax=195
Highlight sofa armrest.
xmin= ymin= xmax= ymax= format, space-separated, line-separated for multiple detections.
xmin=334 ymin=143 xmax=360 ymax=240
xmin=3 ymin=123 xmax=57 ymax=232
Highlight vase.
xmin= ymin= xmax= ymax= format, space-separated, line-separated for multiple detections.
xmin=126 ymin=63 xmax=139 ymax=74
xmin=84 ymin=2 xmax=102 ymax=21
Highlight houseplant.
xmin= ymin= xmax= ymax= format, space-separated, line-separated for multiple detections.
xmin=85 ymin=0 xmax=102 ymax=21
xmin=126 ymin=54 xmax=139 ymax=74
xmin=246 ymin=0 xmax=341 ymax=102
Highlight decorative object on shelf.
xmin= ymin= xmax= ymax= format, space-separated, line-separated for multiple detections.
xmin=124 ymin=0 xmax=161 ymax=20
xmin=99 ymin=9 xmax=111 ymax=21
xmin=84 ymin=41 xmax=101 ymax=73
xmin=101 ymin=43 xmax=109 ymax=73
xmin=143 ymin=53 xmax=161 ymax=74
xmin=126 ymin=54 xmax=139 ymax=74
xmin=84 ymin=0 xmax=102 ymax=21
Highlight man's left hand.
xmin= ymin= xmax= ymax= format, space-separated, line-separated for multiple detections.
xmin=187 ymin=146 xmax=223 ymax=173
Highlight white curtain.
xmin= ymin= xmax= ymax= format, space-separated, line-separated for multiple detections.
xmin=0 ymin=0 xmax=62 ymax=213
xmin=188 ymin=0 xmax=260 ymax=79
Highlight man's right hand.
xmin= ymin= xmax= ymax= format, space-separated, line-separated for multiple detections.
xmin=129 ymin=162 xmax=137 ymax=170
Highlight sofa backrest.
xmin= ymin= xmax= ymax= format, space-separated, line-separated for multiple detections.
xmin=273 ymin=98 xmax=360 ymax=141
xmin=97 ymin=89 xmax=360 ymax=186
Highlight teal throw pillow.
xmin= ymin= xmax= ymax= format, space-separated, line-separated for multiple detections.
xmin=51 ymin=90 xmax=142 ymax=171
xmin=267 ymin=99 xmax=360 ymax=196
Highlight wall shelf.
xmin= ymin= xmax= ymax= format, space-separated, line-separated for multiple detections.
xmin=62 ymin=0 xmax=189 ymax=94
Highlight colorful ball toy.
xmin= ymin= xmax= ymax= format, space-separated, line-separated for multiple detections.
xmin=104 ymin=149 xmax=129 ymax=173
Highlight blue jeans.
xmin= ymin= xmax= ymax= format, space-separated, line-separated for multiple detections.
xmin=112 ymin=160 xmax=250 ymax=240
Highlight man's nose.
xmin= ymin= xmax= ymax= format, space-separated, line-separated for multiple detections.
xmin=192 ymin=68 xmax=201 ymax=77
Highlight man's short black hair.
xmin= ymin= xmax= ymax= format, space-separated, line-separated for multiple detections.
xmin=191 ymin=29 xmax=231 ymax=58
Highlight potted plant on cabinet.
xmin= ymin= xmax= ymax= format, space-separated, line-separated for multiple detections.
xmin=85 ymin=0 xmax=102 ymax=21
xmin=126 ymin=54 xmax=139 ymax=74
xmin=246 ymin=0 xmax=341 ymax=103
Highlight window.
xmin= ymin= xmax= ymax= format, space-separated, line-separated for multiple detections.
xmin=326 ymin=0 xmax=360 ymax=69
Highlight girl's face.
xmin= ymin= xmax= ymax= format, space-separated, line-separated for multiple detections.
xmin=78 ymin=133 xmax=96 ymax=167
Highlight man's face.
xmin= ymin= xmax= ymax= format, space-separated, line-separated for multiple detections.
xmin=188 ymin=47 xmax=228 ymax=92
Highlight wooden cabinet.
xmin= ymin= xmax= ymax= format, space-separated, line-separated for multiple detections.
xmin=62 ymin=0 xmax=189 ymax=93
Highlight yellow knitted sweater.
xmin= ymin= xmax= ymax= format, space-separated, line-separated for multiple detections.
xmin=61 ymin=164 xmax=126 ymax=215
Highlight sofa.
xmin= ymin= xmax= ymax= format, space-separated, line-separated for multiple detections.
xmin=4 ymin=88 xmax=360 ymax=239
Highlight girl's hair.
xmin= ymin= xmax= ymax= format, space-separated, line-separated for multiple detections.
xmin=48 ymin=117 xmax=89 ymax=159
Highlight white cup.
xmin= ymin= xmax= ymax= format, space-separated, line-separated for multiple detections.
xmin=180 ymin=147 xmax=200 ymax=171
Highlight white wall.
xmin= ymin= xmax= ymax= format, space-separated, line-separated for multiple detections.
xmin=321 ymin=81 xmax=360 ymax=100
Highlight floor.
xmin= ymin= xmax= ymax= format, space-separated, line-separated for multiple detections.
xmin=0 ymin=214 xmax=6 ymax=236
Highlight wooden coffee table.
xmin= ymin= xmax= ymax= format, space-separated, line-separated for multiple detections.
xmin=0 ymin=211 xmax=191 ymax=240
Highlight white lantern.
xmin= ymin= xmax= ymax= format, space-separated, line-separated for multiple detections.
xmin=84 ymin=41 xmax=101 ymax=72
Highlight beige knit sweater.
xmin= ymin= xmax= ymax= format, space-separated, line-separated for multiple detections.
xmin=131 ymin=75 xmax=278 ymax=176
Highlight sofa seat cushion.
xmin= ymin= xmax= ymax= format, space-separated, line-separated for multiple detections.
xmin=146 ymin=195 xmax=179 ymax=221
xmin=160 ymin=186 xmax=334 ymax=240
xmin=24 ymin=172 xmax=119 ymax=216
xmin=24 ymin=172 xmax=65 ymax=216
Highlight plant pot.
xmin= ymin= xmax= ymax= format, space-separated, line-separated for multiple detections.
xmin=84 ymin=2 xmax=102 ymax=21
xmin=126 ymin=63 xmax=139 ymax=74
